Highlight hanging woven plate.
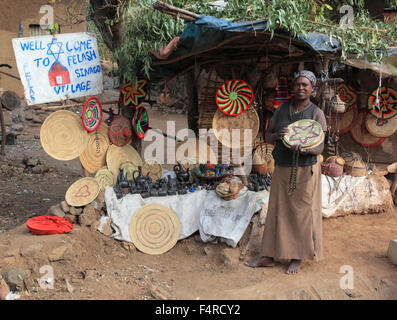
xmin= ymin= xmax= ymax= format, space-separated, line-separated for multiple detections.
xmin=82 ymin=97 xmax=103 ymax=132
xmin=108 ymin=115 xmax=133 ymax=147
xmin=368 ymin=86 xmax=397 ymax=119
xmin=337 ymin=83 xmax=357 ymax=111
xmin=79 ymin=123 xmax=110 ymax=174
xmin=133 ymin=106 xmax=149 ymax=139
xmin=350 ymin=111 xmax=386 ymax=148
xmin=215 ymin=79 xmax=254 ymax=116
xmin=119 ymin=78 xmax=149 ymax=109
xmin=40 ymin=110 xmax=88 ymax=161
xmin=364 ymin=113 xmax=397 ymax=138
xmin=331 ymin=104 xmax=359 ymax=134
xmin=282 ymin=119 xmax=324 ymax=149
xmin=212 ymin=107 xmax=259 ymax=150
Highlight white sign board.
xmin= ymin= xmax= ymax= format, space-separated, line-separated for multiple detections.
xmin=12 ymin=32 xmax=103 ymax=105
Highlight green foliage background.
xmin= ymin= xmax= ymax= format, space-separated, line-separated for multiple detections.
xmin=87 ymin=0 xmax=397 ymax=83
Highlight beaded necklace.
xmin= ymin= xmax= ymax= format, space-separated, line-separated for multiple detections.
xmin=287 ymin=101 xmax=312 ymax=195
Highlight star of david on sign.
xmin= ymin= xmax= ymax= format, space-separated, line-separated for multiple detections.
xmin=288 ymin=123 xmax=320 ymax=145
xmin=47 ymin=38 xmax=64 ymax=61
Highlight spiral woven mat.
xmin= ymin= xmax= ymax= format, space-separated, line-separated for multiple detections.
xmin=106 ymin=144 xmax=142 ymax=176
xmin=40 ymin=110 xmax=88 ymax=161
xmin=120 ymin=160 xmax=138 ymax=181
xmin=79 ymin=123 xmax=110 ymax=174
xmin=129 ymin=204 xmax=181 ymax=255
xmin=212 ymin=107 xmax=259 ymax=149
xmin=95 ymin=168 xmax=116 ymax=191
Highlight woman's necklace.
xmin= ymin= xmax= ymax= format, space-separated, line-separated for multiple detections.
xmin=287 ymin=101 xmax=311 ymax=195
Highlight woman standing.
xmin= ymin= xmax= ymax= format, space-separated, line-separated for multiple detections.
xmin=245 ymin=70 xmax=327 ymax=274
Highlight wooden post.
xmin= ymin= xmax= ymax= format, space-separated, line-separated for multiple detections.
xmin=184 ymin=71 xmax=199 ymax=136
xmin=0 ymin=102 xmax=6 ymax=156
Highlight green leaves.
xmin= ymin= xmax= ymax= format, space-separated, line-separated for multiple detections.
xmin=90 ymin=0 xmax=397 ymax=83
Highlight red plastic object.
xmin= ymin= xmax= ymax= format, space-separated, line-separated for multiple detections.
xmin=26 ymin=216 xmax=73 ymax=235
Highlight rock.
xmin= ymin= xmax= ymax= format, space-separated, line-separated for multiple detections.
xmin=60 ymin=201 xmax=70 ymax=213
xmin=31 ymin=115 xmax=42 ymax=124
xmin=11 ymin=123 xmax=24 ymax=132
xmin=11 ymin=107 xmax=25 ymax=123
xmin=64 ymin=214 xmax=77 ymax=224
xmin=65 ymin=279 xmax=74 ymax=294
xmin=97 ymin=216 xmax=113 ymax=236
xmin=90 ymin=220 xmax=100 ymax=232
xmin=2 ymin=268 xmax=28 ymax=291
xmin=24 ymin=111 xmax=34 ymax=121
xmin=79 ymin=205 xmax=100 ymax=227
xmin=220 ymin=248 xmax=240 ymax=268
xmin=48 ymin=245 xmax=68 ymax=262
xmin=21 ymin=243 xmax=43 ymax=258
xmin=3 ymin=110 xmax=12 ymax=126
xmin=95 ymin=191 xmax=106 ymax=209
xmin=69 ymin=207 xmax=83 ymax=216
xmin=47 ymin=203 xmax=65 ymax=218
xmin=150 ymin=284 xmax=172 ymax=300
xmin=387 ymin=239 xmax=397 ymax=265
xmin=23 ymin=157 xmax=38 ymax=167
xmin=1 ymin=91 xmax=21 ymax=111
xmin=32 ymin=164 xmax=49 ymax=174
xmin=203 ymin=246 xmax=212 ymax=256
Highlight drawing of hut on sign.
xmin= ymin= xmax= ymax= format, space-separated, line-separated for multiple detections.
xmin=48 ymin=61 xmax=71 ymax=86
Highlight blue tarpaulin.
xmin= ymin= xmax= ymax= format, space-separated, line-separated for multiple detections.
xmin=150 ymin=15 xmax=341 ymax=81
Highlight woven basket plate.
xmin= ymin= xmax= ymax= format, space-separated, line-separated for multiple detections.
xmin=40 ymin=110 xmax=89 ymax=161
xmin=120 ymin=160 xmax=139 ymax=181
xmin=109 ymin=115 xmax=133 ymax=147
xmin=332 ymin=104 xmax=358 ymax=134
xmin=95 ymin=168 xmax=116 ymax=191
xmin=106 ymin=144 xmax=142 ymax=176
xmin=252 ymin=143 xmax=274 ymax=164
xmin=282 ymin=119 xmax=324 ymax=149
xmin=129 ymin=204 xmax=181 ymax=255
xmin=212 ymin=107 xmax=259 ymax=149
xmin=365 ymin=113 xmax=397 ymax=138
xmin=65 ymin=177 xmax=100 ymax=207
xmin=350 ymin=111 xmax=385 ymax=148
xmin=79 ymin=123 xmax=110 ymax=174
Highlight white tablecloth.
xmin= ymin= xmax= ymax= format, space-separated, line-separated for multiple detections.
xmin=105 ymin=187 xmax=269 ymax=248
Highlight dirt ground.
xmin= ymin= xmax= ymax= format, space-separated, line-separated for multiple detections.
xmin=0 ymin=107 xmax=397 ymax=301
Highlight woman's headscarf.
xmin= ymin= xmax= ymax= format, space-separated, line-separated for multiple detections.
xmin=293 ymin=70 xmax=318 ymax=98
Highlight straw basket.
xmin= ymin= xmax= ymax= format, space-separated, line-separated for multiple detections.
xmin=252 ymin=143 xmax=274 ymax=174
xmin=344 ymin=159 xmax=367 ymax=177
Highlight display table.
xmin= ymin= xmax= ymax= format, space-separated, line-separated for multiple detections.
xmin=104 ymin=187 xmax=269 ymax=248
